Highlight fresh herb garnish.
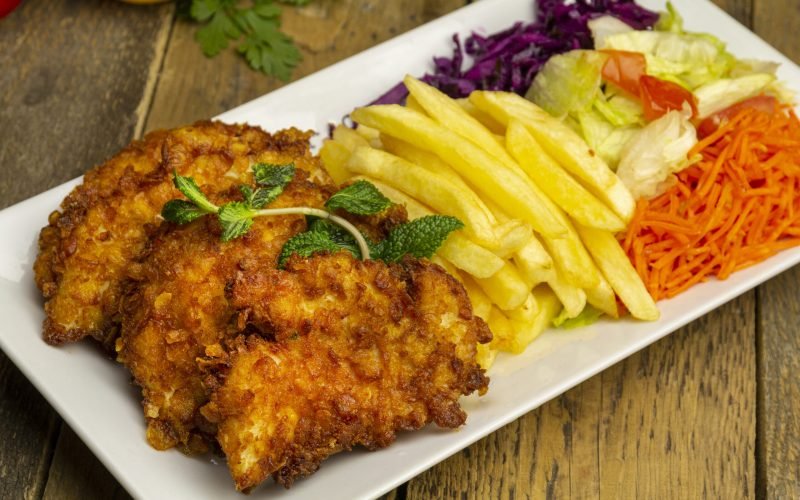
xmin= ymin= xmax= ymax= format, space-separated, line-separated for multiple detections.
xmin=324 ymin=180 xmax=392 ymax=215
xmin=186 ymin=0 xmax=311 ymax=81
xmin=162 ymin=168 xmax=463 ymax=267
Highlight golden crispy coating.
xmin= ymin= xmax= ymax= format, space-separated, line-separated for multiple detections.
xmin=34 ymin=121 xmax=325 ymax=346
xmin=202 ymin=253 xmax=491 ymax=491
xmin=117 ymin=169 xmax=333 ymax=453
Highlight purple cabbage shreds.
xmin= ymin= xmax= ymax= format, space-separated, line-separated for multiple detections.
xmin=370 ymin=0 xmax=659 ymax=105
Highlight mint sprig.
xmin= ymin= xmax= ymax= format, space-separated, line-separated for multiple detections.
xmin=161 ymin=170 xmax=463 ymax=268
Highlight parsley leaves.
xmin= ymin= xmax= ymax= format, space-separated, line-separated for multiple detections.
xmin=188 ymin=0 xmax=306 ymax=81
xmin=161 ymin=167 xmax=463 ymax=268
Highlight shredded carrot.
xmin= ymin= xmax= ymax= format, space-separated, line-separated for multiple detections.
xmin=620 ymin=106 xmax=800 ymax=300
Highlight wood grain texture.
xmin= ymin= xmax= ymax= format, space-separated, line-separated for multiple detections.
xmin=143 ymin=0 xmax=468 ymax=131
xmin=41 ymin=427 xmax=131 ymax=500
xmin=0 ymin=352 xmax=60 ymax=500
xmin=750 ymin=1 xmax=800 ymax=498
xmin=0 ymin=1 xmax=173 ymax=499
xmin=0 ymin=0 xmax=174 ymax=206
xmin=756 ymin=266 xmax=800 ymax=500
xmin=407 ymin=293 xmax=757 ymax=499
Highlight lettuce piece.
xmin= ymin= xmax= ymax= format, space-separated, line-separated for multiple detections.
xmin=593 ymin=92 xmax=644 ymax=127
xmin=597 ymin=126 xmax=639 ymax=170
xmin=598 ymin=30 xmax=735 ymax=89
xmin=588 ymin=15 xmax=634 ymax=48
xmin=616 ymin=108 xmax=697 ymax=199
xmin=525 ymin=50 xmax=605 ymax=119
xmin=655 ymin=1 xmax=684 ymax=33
xmin=695 ymin=73 xmax=776 ymax=118
xmin=730 ymin=58 xmax=780 ymax=77
xmin=553 ymin=304 xmax=604 ymax=329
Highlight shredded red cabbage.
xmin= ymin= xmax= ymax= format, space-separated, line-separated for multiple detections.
xmin=372 ymin=0 xmax=659 ymax=105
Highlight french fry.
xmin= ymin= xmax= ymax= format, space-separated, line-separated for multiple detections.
xmin=506 ymin=120 xmax=626 ymax=232
xmin=356 ymin=176 xmax=505 ymax=278
xmin=405 ymin=93 xmax=425 ymax=114
xmin=505 ymin=292 xmax=540 ymax=323
xmin=474 ymin=261 xmax=530 ymax=311
xmin=575 ymin=224 xmax=660 ymax=321
xmin=455 ymin=98 xmax=507 ymax=135
xmin=585 ymin=274 xmax=619 ymax=319
xmin=479 ymin=197 xmax=533 ymax=258
xmin=344 ymin=146 xmax=503 ymax=249
xmin=541 ymin=224 xmax=601 ymax=289
xmin=332 ymin=124 xmax=370 ymax=151
xmin=379 ymin=134 xmax=496 ymax=222
xmin=355 ymin=124 xmax=382 ymax=147
xmin=350 ymin=104 xmax=567 ymax=238
xmin=460 ymin=274 xmax=493 ymax=320
xmin=319 ymin=139 xmax=352 ymax=185
xmin=513 ymin=236 xmax=555 ymax=288
xmin=475 ymin=343 xmax=498 ymax=370
xmin=547 ymin=270 xmax=587 ymax=319
xmin=502 ymin=285 xmax=561 ymax=353
xmin=404 ymin=76 xmax=517 ymax=170
xmin=469 ymin=90 xmax=636 ymax=222
xmin=380 ymin=134 xmax=532 ymax=254
xmin=487 ymin=307 xmax=515 ymax=352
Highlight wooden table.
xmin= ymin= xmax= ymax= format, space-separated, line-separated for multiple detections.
xmin=1 ymin=1 xmax=798 ymax=498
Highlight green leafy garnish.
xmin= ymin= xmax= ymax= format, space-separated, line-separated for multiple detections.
xmin=278 ymin=229 xmax=350 ymax=268
xmin=218 ymin=202 xmax=256 ymax=241
xmin=172 ymin=171 xmax=219 ymax=213
xmin=373 ymin=215 xmax=464 ymax=263
xmin=161 ymin=199 xmax=209 ymax=224
xmin=188 ymin=0 xmax=307 ymax=81
xmin=162 ymin=170 xmax=462 ymax=268
xmin=325 ymin=180 xmax=392 ymax=215
xmin=553 ymin=305 xmax=604 ymax=329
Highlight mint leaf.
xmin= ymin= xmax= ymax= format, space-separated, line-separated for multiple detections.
xmin=239 ymin=184 xmax=277 ymax=209
xmin=307 ymin=218 xmax=362 ymax=259
xmin=374 ymin=215 xmax=463 ymax=262
xmin=252 ymin=162 xmax=295 ymax=187
xmin=162 ymin=200 xmax=208 ymax=224
xmin=172 ymin=171 xmax=219 ymax=213
xmin=325 ymin=180 xmax=392 ymax=215
xmin=218 ymin=202 xmax=256 ymax=241
xmin=278 ymin=230 xmax=344 ymax=268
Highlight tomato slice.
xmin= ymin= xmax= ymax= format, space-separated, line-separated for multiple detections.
xmin=639 ymin=75 xmax=698 ymax=121
xmin=600 ymin=50 xmax=646 ymax=97
xmin=696 ymin=95 xmax=779 ymax=138
xmin=0 ymin=0 xmax=21 ymax=18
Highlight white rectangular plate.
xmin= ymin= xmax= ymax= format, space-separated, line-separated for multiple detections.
xmin=1 ymin=0 xmax=798 ymax=498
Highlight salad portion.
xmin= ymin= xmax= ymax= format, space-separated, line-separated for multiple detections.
xmin=321 ymin=0 xmax=800 ymax=367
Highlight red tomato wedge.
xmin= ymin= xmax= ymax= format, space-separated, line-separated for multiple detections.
xmin=639 ymin=75 xmax=698 ymax=121
xmin=696 ymin=95 xmax=779 ymax=138
xmin=600 ymin=50 xmax=646 ymax=97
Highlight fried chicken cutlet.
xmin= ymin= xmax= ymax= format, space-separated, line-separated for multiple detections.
xmin=202 ymin=253 xmax=491 ymax=491
xmin=117 ymin=163 xmax=333 ymax=453
xmin=34 ymin=121 xmax=325 ymax=346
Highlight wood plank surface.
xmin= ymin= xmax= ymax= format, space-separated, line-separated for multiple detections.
xmin=0 ymin=1 xmax=173 ymax=499
xmin=751 ymin=1 xmax=800 ymax=498
xmin=144 ymin=0 xmax=468 ymax=131
xmin=406 ymin=293 xmax=757 ymax=499
xmin=1 ymin=0 xmax=799 ymax=498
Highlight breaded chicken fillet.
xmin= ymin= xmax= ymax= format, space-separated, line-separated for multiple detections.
xmin=117 ymin=167 xmax=333 ymax=453
xmin=202 ymin=253 xmax=491 ymax=491
xmin=34 ymin=121 xmax=324 ymax=346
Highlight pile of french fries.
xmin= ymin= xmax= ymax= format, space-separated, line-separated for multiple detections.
xmin=321 ymin=76 xmax=659 ymax=368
